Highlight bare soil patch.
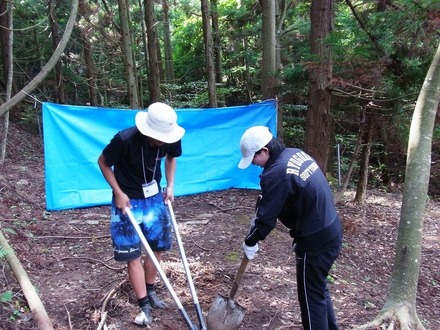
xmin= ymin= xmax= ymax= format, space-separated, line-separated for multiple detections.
xmin=0 ymin=123 xmax=439 ymax=330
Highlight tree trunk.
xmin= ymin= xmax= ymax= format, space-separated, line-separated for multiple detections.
xmin=118 ymin=0 xmax=140 ymax=109
xmin=334 ymin=120 xmax=363 ymax=204
xmin=138 ymin=0 xmax=149 ymax=108
xmin=78 ymin=0 xmax=98 ymax=106
xmin=354 ymin=108 xmax=375 ymax=203
xmin=303 ymin=0 xmax=333 ymax=172
xmin=261 ymin=0 xmax=277 ymax=100
xmin=82 ymin=38 xmax=98 ymax=106
xmin=0 ymin=0 xmax=78 ymax=118
xmin=144 ymin=0 xmax=160 ymax=103
xmin=211 ymin=0 xmax=224 ymax=107
xmin=162 ymin=0 xmax=174 ymax=84
xmin=0 ymin=0 xmax=12 ymax=164
xmin=0 ymin=1 xmax=9 ymax=83
xmin=48 ymin=0 xmax=66 ymax=104
xmin=201 ymin=0 xmax=217 ymax=107
xmin=378 ymin=118 xmax=391 ymax=186
xmin=356 ymin=42 xmax=440 ymax=330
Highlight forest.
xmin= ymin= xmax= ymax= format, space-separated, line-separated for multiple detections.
xmin=0 ymin=0 xmax=439 ymax=329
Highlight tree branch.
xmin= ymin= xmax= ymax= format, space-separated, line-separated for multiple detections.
xmin=0 ymin=0 xmax=79 ymax=117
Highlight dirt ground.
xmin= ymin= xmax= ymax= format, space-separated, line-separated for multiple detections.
xmin=0 ymin=123 xmax=439 ymax=330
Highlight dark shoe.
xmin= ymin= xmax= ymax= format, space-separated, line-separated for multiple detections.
xmin=134 ymin=304 xmax=152 ymax=326
xmin=148 ymin=290 xmax=168 ymax=309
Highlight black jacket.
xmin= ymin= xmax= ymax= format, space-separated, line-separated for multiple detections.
xmin=245 ymin=147 xmax=342 ymax=253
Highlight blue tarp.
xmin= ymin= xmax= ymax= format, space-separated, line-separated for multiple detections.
xmin=42 ymin=100 xmax=277 ymax=210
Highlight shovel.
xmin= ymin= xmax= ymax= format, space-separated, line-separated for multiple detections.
xmin=167 ymin=200 xmax=207 ymax=330
xmin=206 ymin=255 xmax=249 ymax=330
xmin=124 ymin=207 xmax=198 ymax=330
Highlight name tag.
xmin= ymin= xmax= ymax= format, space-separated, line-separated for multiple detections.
xmin=142 ymin=180 xmax=159 ymax=198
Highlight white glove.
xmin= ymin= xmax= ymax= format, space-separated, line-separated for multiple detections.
xmin=243 ymin=242 xmax=259 ymax=260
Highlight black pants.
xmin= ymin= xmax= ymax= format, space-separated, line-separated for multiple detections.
xmin=295 ymin=242 xmax=341 ymax=330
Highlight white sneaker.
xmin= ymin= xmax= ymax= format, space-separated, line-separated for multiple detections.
xmin=134 ymin=309 xmax=152 ymax=326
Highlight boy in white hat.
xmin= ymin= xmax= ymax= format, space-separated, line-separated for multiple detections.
xmin=238 ymin=126 xmax=342 ymax=330
xmin=98 ymin=102 xmax=185 ymax=326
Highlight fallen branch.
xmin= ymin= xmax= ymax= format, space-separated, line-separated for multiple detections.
xmin=64 ymin=304 xmax=73 ymax=330
xmin=33 ymin=235 xmax=110 ymax=240
xmin=96 ymin=279 xmax=127 ymax=330
xmin=0 ymin=230 xmax=54 ymax=330
xmin=60 ymin=256 xmax=125 ymax=271
xmin=207 ymin=202 xmax=253 ymax=212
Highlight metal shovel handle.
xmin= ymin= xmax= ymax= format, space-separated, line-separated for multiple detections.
xmin=167 ymin=200 xmax=207 ymax=330
xmin=124 ymin=207 xmax=197 ymax=330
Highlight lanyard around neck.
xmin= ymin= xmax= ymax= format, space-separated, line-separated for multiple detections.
xmin=141 ymin=147 xmax=160 ymax=184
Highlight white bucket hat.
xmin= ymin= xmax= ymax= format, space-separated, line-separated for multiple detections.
xmin=135 ymin=102 xmax=185 ymax=143
xmin=238 ymin=126 xmax=273 ymax=169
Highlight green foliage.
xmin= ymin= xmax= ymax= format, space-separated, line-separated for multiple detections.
xmin=172 ymin=13 xmax=205 ymax=82
xmin=433 ymin=126 xmax=440 ymax=142
xmin=4 ymin=0 xmax=440 ymax=190
xmin=0 ymin=246 xmax=12 ymax=259
xmin=162 ymin=81 xmax=241 ymax=108
xmin=327 ymin=274 xmax=335 ymax=284
xmin=281 ymin=105 xmax=307 ymax=148
xmin=0 ymin=291 xmax=13 ymax=303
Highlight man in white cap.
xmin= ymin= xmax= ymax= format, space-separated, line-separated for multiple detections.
xmin=97 ymin=102 xmax=185 ymax=326
xmin=238 ymin=126 xmax=343 ymax=330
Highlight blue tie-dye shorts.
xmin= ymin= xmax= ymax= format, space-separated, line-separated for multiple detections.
xmin=110 ymin=193 xmax=173 ymax=262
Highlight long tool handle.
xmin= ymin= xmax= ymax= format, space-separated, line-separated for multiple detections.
xmin=167 ymin=201 xmax=207 ymax=330
xmin=229 ymin=255 xmax=249 ymax=300
xmin=227 ymin=195 xmax=259 ymax=299
xmin=124 ymin=207 xmax=197 ymax=330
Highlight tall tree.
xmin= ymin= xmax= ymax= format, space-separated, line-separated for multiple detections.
xmin=78 ymin=0 xmax=98 ymax=106
xmin=48 ymin=0 xmax=66 ymax=104
xmin=162 ymin=0 xmax=174 ymax=84
xmin=240 ymin=0 xmax=252 ymax=103
xmin=144 ymin=0 xmax=160 ymax=103
xmin=356 ymin=42 xmax=440 ymax=330
xmin=118 ymin=0 xmax=140 ymax=108
xmin=303 ymin=0 xmax=334 ymax=172
xmin=211 ymin=0 xmax=224 ymax=107
xmin=201 ymin=0 xmax=217 ymax=107
xmin=261 ymin=0 xmax=277 ymax=100
xmin=0 ymin=0 xmax=12 ymax=164
xmin=354 ymin=107 xmax=376 ymax=203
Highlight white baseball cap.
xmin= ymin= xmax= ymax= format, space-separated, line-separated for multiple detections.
xmin=135 ymin=102 xmax=185 ymax=143
xmin=238 ymin=126 xmax=273 ymax=169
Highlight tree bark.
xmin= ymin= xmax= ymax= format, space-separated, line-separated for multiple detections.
xmin=78 ymin=0 xmax=98 ymax=106
xmin=144 ymin=0 xmax=160 ymax=103
xmin=354 ymin=108 xmax=375 ymax=203
xmin=261 ymin=0 xmax=277 ymax=100
xmin=201 ymin=0 xmax=217 ymax=107
xmin=0 ymin=0 xmax=12 ymax=164
xmin=239 ymin=0 xmax=252 ymax=103
xmin=211 ymin=0 xmax=224 ymax=107
xmin=118 ymin=0 xmax=140 ymax=109
xmin=0 ymin=0 xmax=78 ymax=118
xmin=48 ymin=0 xmax=66 ymax=104
xmin=303 ymin=0 xmax=333 ymax=172
xmin=162 ymin=0 xmax=174 ymax=84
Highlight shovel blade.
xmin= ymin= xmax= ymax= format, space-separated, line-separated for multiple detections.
xmin=207 ymin=294 xmax=246 ymax=330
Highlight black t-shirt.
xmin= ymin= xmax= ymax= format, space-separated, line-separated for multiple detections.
xmin=102 ymin=126 xmax=182 ymax=199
